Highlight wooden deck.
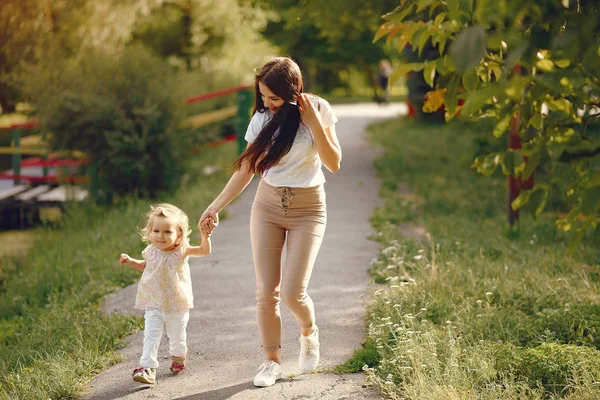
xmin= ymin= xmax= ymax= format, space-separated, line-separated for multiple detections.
xmin=0 ymin=178 xmax=88 ymax=229
xmin=1 ymin=185 xmax=88 ymax=204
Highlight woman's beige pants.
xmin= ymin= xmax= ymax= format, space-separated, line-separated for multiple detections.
xmin=250 ymin=180 xmax=327 ymax=352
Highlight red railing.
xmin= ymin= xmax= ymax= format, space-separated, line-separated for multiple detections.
xmin=185 ymin=85 xmax=252 ymax=104
xmin=1 ymin=85 xmax=254 ymax=184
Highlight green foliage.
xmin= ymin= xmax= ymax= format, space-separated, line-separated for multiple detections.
xmin=335 ymin=338 xmax=381 ymax=374
xmin=131 ymin=4 xmax=194 ymax=66
xmin=259 ymin=0 xmax=397 ymax=94
xmin=0 ymin=0 xmax=167 ymax=112
xmin=364 ymin=117 xmax=600 ymax=398
xmin=496 ymin=343 xmax=600 ymax=394
xmin=0 ymin=143 xmax=237 ymax=399
xmin=377 ymin=0 xmax=600 ymax=250
xmin=131 ymin=0 xmax=278 ymax=78
xmin=2 ymin=0 xmax=277 ymax=116
xmin=20 ymin=46 xmax=184 ymax=202
xmin=0 ymin=0 xmax=84 ymax=112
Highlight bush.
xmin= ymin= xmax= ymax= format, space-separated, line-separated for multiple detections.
xmin=21 ymin=45 xmax=185 ymax=203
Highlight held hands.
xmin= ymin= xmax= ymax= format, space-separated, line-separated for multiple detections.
xmin=199 ymin=208 xmax=218 ymax=234
xmin=200 ymin=217 xmax=215 ymax=237
xmin=297 ymin=93 xmax=322 ymax=130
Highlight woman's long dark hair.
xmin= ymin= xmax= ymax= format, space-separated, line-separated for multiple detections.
xmin=232 ymin=57 xmax=303 ymax=175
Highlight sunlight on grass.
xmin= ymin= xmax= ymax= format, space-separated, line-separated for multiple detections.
xmin=0 ymin=142 xmax=238 ymax=400
xmin=0 ymin=230 xmax=41 ymax=258
xmin=363 ymin=117 xmax=600 ymax=399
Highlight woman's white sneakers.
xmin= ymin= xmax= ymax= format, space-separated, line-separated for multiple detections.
xmin=253 ymin=360 xmax=283 ymax=387
xmin=299 ymin=326 xmax=320 ymax=373
xmin=253 ymin=328 xmax=319 ymax=388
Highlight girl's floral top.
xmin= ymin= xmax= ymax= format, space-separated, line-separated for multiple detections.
xmin=135 ymin=244 xmax=193 ymax=313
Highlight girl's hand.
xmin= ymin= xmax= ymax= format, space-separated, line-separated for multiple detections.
xmin=297 ymin=93 xmax=322 ymax=131
xmin=199 ymin=208 xmax=219 ymax=232
xmin=200 ymin=218 xmax=214 ymax=237
xmin=119 ymin=253 xmax=132 ymax=265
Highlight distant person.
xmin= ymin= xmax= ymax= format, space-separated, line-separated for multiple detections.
xmin=199 ymin=57 xmax=342 ymax=387
xmin=377 ymin=59 xmax=393 ymax=104
xmin=120 ymin=203 xmax=214 ymax=385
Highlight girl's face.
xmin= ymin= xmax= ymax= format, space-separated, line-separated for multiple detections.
xmin=150 ymin=216 xmax=181 ymax=251
xmin=259 ymin=81 xmax=285 ymax=113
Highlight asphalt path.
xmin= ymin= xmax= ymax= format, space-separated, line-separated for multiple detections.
xmin=85 ymin=102 xmax=407 ymax=400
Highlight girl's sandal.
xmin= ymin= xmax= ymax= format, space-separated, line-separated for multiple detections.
xmin=132 ymin=367 xmax=156 ymax=384
xmin=170 ymin=361 xmax=185 ymax=373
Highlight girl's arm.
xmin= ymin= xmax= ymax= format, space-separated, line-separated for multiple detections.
xmin=120 ymin=253 xmax=146 ymax=272
xmin=198 ymin=161 xmax=254 ymax=229
xmin=185 ymin=231 xmax=212 ymax=257
xmin=298 ymin=94 xmax=342 ymax=173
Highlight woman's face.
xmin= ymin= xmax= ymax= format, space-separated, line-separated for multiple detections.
xmin=258 ymin=81 xmax=285 ymax=113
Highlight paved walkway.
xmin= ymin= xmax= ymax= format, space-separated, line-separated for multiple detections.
xmin=86 ymin=102 xmax=407 ymax=400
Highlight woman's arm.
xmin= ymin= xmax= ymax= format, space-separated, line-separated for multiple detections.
xmin=198 ymin=162 xmax=254 ymax=229
xmin=298 ymin=94 xmax=342 ymax=173
xmin=310 ymin=123 xmax=342 ymax=173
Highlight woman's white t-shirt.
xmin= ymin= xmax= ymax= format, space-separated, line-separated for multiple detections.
xmin=244 ymin=95 xmax=338 ymax=188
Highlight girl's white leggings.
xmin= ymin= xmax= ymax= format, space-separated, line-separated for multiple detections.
xmin=139 ymin=309 xmax=190 ymax=368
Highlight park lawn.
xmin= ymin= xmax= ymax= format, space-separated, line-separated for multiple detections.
xmin=352 ymin=117 xmax=600 ymax=399
xmin=0 ymin=142 xmax=238 ymax=400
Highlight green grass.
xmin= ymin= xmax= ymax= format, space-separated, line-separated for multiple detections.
xmin=334 ymin=338 xmax=380 ymax=374
xmin=0 ymin=142 xmax=238 ymax=400
xmin=361 ymin=117 xmax=600 ymax=399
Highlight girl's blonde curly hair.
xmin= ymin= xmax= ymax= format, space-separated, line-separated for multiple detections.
xmin=140 ymin=203 xmax=191 ymax=247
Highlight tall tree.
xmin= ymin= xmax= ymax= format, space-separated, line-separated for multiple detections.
xmin=2 ymin=0 xmax=276 ymax=110
xmin=0 ymin=0 xmax=166 ymax=112
xmin=378 ymin=0 xmax=600 ymax=249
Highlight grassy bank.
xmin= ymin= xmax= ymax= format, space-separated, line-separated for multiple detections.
xmin=0 ymin=143 xmax=238 ymax=400
xmin=360 ymin=118 xmax=600 ymax=399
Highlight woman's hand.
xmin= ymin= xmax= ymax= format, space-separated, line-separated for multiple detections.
xmin=199 ymin=208 xmax=219 ymax=233
xmin=297 ymin=93 xmax=342 ymax=173
xmin=297 ymin=93 xmax=322 ymax=130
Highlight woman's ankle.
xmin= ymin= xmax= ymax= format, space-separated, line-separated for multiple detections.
xmin=265 ymin=350 xmax=281 ymax=364
xmin=301 ymin=325 xmax=316 ymax=337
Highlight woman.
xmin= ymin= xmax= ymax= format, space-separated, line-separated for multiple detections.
xmin=199 ymin=57 xmax=341 ymax=387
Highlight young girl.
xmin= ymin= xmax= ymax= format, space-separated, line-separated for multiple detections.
xmin=120 ymin=203 xmax=213 ymax=385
